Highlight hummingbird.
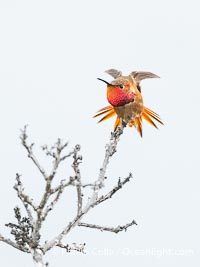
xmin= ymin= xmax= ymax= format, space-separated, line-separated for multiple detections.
xmin=93 ymin=69 xmax=163 ymax=137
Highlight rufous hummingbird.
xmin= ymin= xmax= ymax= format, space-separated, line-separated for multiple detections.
xmin=94 ymin=69 xmax=163 ymax=137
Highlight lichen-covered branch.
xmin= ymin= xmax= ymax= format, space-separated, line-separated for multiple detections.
xmin=43 ymin=125 xmax=134 ymax=253
xmin=94 ymin=124 xmax=126 ymax=197
xmin=93 ymin=173 xmax=133 ymax=206
xmin=5 ymin=207 xmax=33 ymax=251
xmin=78 ymin=220 xmax=137 ymax=233
xmin=14 ymin=173 xmax=37 ymax=224
xmin=0 ymin=124 xmax=135 ymax=267
xmin=56 ymin=242 xmax=85 ymax=253
xmin=0 ymin=233 xmax=30 ymax=253
xmin=29 ymin=137 xmax=76 ymax=247
xmin=71 ymin=144 xmax=83 ymax=216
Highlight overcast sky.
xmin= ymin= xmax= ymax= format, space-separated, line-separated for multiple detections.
xmin=0 ymin=0 xmax=199 ymax=266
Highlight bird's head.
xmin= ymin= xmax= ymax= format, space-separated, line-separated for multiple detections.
xmin=97 ymin=76 xmax=138 ymax=107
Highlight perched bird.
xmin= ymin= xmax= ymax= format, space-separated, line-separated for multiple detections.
xmin=94 ymin=69 xmax=163 ymax=137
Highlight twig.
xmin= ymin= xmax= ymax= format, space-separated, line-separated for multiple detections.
xmin=42 ymin=179 xmax=74 ymax=220
xmin=50 ymin=177 xmax=75 ymax=194
xmin=14 ymin=173 xmax=37 ymax=224
xmin=42 ymin=141 xmax=73 ymax=162
xmin=81 ymin=183 xmax=95 ymax=188
xmin=93 ymin=173 xmax=133 ymax=206
xmin=56 ymin=242 xmax=85 ymax=253
xmin=78 ymin=220 xmax=137 ymax=233
xmin=20 ymin=125 xmax=47 ymax=180
xmin=48 ymin=139 xmax=71 ymax=180
xmin=41 ymin=140 xmax=73 ymax=180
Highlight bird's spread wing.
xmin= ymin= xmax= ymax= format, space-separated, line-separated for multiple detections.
xmin=105 ymin=69 xmax=122 ymax=79
xmin=130 ymin=71 xmax=160 ymax=83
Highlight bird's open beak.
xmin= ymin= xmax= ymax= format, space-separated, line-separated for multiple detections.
xmin=97 ymin=78 xmax=111 ymax=86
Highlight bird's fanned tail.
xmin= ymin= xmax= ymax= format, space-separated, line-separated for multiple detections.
xmin=93 ymin=105 xmax=163 ymax=137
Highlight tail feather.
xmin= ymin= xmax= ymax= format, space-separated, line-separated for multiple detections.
xmin=134 ymin=116 xmax=143 ymax=137
xmin=97 ymin=110 xmax=116 ymax=123
xmin=143 ymin=106 xmax=163 ymax=126
xmin=142 ymin=112 xmax=158 ymax=129
xmin=128 ymin=117 xmax=143 ymax=136
xmin=127 ymin=106 xmax=163 ymax=137
xmin=93 ymin=109 xmax=113 ymax=118
xmin=144 ymin=107 xmax=160 ymax=118
xmin=93 ymin=105 xmax=113 ymax=118
xmin=95 ymin=105 xmax=113 ymax=113
xmin=94 ymin=105 xmax=116 ymax=123
xmin=114 ymin=117 xmax=122 ymax=131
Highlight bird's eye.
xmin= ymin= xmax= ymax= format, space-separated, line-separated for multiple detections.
xmin=119 ymin=84 xmax=124 ymax=89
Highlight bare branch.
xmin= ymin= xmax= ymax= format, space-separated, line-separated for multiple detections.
xmin=78 ymin=220 xmax=137 ymax=233
xmin=31 ymin=138 xmax=75 ymax=247
xmin=48 ymin=139 xmax=69 ymax=180
xmin=45 ymin=173 xmax=132 ymax=248
xmin=0 ymin=233 xmax=30 ymax=253
xmin=1 ymin=124 xmax=136 ymax=265
xmin=81 ymin=183 xmax=95 ymax=188
xmin=56 ymin=242 xmax=85 ymax=253
xmin=42 ymin=139 xmax=73 ymax=180
xmin=36 ymin=143 xmax=82 ymax=226
xmin=42 ymin=178 xmax=74 ymax=220
xmin=30 ymin=248 xmax=46 ymax=267
xmin=20 ymin=125 xmax=47 ymax=180
xmin=90 ymin=124 xmax=126 ymax=204
xmin=71 ymin=144 xmax=83 ymax=216
xmin=43 ymin=211 xmax=85 ymax=253
xmin=14 ymin=173 xmax=37 ymax=224
xmin=31 ymin=180 xmax=53 ymax=246
xmin=43 ymin=125 xmax=130 ymax=253
xmin=42 ymin=140 xmax=72 ymax=161
xmin=98 ymin=125 xmax=125 ymax=183
xmin=42 ymin=191 xmax=63 ymax=220
xmin=93 ymin=173 xmax=133 ymax=207
xmin=50 ymin=177 xmax=75 ymax=194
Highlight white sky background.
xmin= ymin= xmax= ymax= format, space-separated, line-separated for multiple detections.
xmin=0 ymin=0 xmax=200 ymax=266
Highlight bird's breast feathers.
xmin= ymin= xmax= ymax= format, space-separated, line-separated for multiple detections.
xmin=107 ymin=86 xmax=136 ymax=107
